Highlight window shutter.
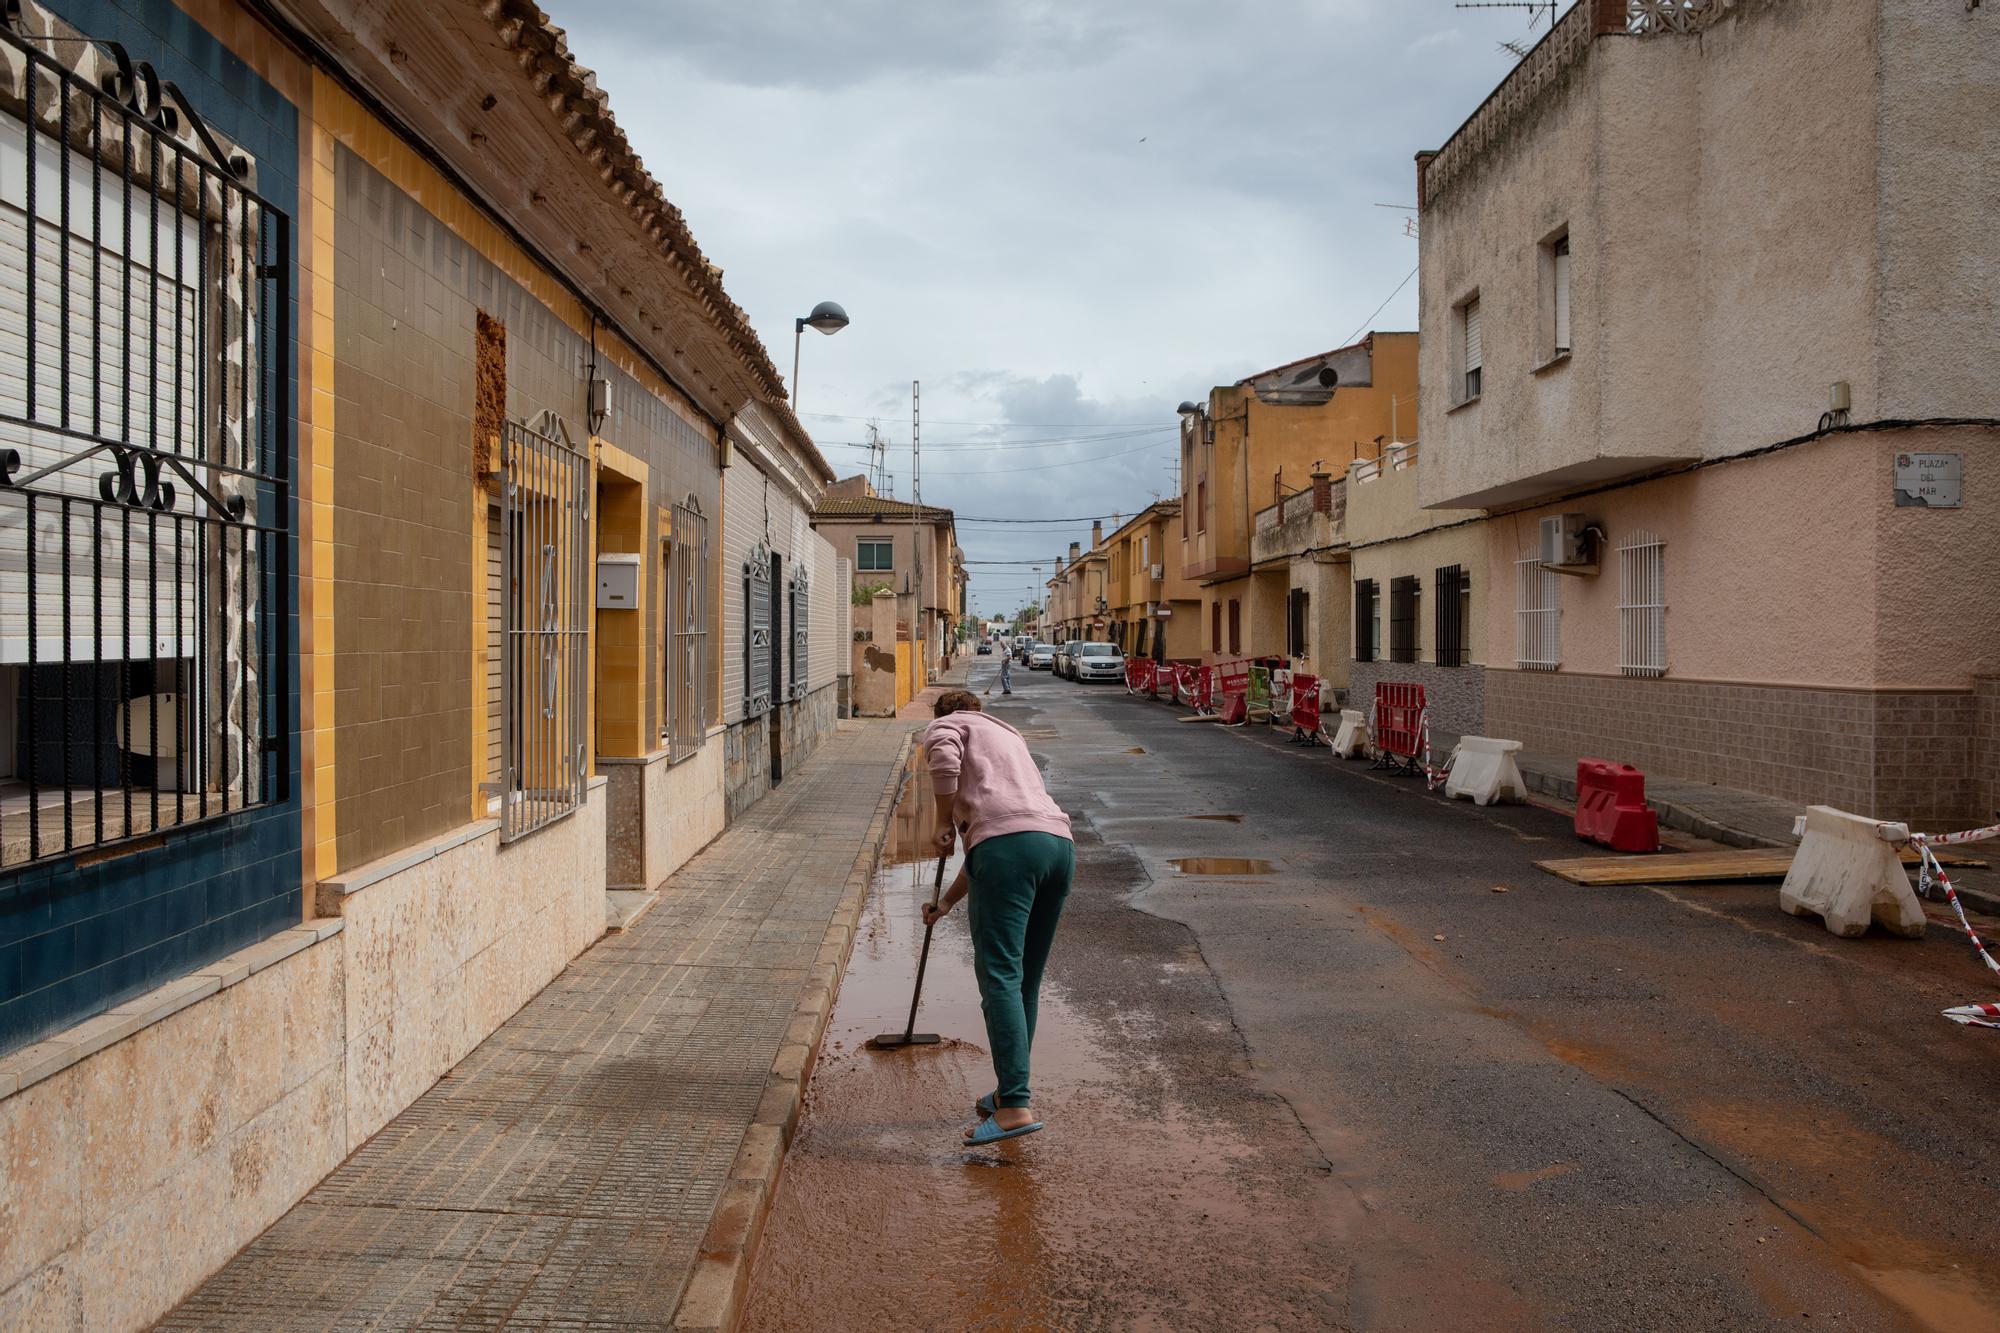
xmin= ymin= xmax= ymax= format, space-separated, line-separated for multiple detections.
xmin=1354 ymin=579 xmax=1376 ymax=662
xmin=1464 ymin=299 xmax=1482 ymax=373
xmin=1552 ymin=238 xmax=1571 ymax=354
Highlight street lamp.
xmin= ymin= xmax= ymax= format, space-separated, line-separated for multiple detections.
xmin=791 ymin=301 xmax=849 ymax=413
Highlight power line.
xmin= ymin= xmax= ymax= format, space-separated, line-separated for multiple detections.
xmin=817 ymin=426 xmax=1173 ymax=452
xmin=802 ymin=410 xmax=1163 ymax=428
xmin=922 ymin=439 xmax=1173 ymax=475
xmin=1337 ymin=264 xmax=1419 ymax=349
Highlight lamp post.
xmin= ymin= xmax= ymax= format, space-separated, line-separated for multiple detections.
xmin=791 ymin=301 xmax=849 ymax=414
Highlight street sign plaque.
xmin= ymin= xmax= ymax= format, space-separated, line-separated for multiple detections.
xmin=1893 ymin=452 xmax=1962 ymax=508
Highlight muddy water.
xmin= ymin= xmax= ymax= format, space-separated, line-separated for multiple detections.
xmin=1167 ymin=856 xmax=1274 ymax=876
xmin=741 ymin=772 xmax=1344 ymax=1330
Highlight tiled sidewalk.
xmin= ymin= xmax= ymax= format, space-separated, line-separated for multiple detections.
xmin=160 ymin=720 xmax=912 ymax=1332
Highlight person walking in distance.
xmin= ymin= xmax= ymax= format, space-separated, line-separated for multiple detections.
xmin=921 ymin=690 xmax=1073 ymax=1144
xmin=997 ymin=643 xmax=1013 ymax=695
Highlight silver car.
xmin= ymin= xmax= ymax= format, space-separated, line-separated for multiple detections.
xmin=1072 ymin=642 xmax=1126 ymax=682
xmin=1027 ymin=643 xmax=1056 ymax=670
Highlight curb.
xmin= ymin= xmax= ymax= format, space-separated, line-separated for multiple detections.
xmin=1515 ymin=766 xmax=1785 ymax=852
xmin=671 ymin=724 xmax=917 ymax=1332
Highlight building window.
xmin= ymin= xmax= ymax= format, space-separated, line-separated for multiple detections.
xmin=1287 ymin=588 xmax=1309 ymax=659
xmin=856 ymin=539 xmax=893 ymax=572
xmin=1434 ymin=564 xmax=1471 ymax=667
xmin=1459 ymin=295 xmax=1482 ymax=402
xmin=1514 ymin=550 xmax=1562 ymax=671
xmin=1389 ymin=576 xmax=1420 ymax=663
xmin=788 ymin=562 xmax=809 ymax=700
xmin=1227 ymin=599 xmax=1241 ymax=655
xmin=1196 ymin=481 xmax=1207 ymax=533
xmin=0 ymin=25 xmax=291 ymax=869
xmin=499 ymin=415 xmax=591 ymax=842
xmin=1354 ymin=579 xmax=1377 ymax=662
xmin=1550 ymin=233 xmax=1571 ymax=357
xmin=743 ymin=542 xmax=773 ymax=716
xmin=665 ymin=495 xmax=709 ymax=760
xmin=1617 ymin=530 xmax=1666 ymax=677
xmin=1211 ymin=600 xmax=1222 ymax=652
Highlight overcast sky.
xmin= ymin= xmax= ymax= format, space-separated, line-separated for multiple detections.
xmin=557 ymin=1 xmax=1550 ymax=616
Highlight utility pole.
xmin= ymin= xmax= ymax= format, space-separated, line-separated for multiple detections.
xmin=911 ymin=380 xmax=924 ymax=671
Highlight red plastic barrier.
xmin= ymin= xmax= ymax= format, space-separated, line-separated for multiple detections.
xmin=1218 ymin=662 xmax=1250 ymax=699
xmin=1575 ymin=758 xmax=1660 ymax=853
xmin=1127 ymin=658 xmax=1154 ymax=693
xmin=1217 ymin=692 xmax=1248 ymax=725
xmin=1290 ymin=675 xmax=1322 ymax=731
xmin=1374 ymin=682 xmax=1427 ymax=761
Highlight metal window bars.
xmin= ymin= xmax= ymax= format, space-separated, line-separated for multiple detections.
xmin=1617 ymin=529 xmax=1667 ymax=678
xmin=498 ymin=414 xmax=588 ymax=843
xmin=742 ymin=540 xmax=771 ymax=717
xmin=788 ymin=561 xmax=808 ymax=701
xmin=665 ymin=493 xmax=707 ymax=761
xmin=0 ymin=15 xmax=290 ymax=871
xmin=1435 ymin=564 xmax=1471 ymax=668
xmin=1515 ymin=552 xmax=1562 ymax=671
xmin=1353 ymin=579 xmax=1376 ymax=662
xmin=1389 ymin=576 xmax=1420 ymax=664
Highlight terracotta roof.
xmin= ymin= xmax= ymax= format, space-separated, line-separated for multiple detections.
xmin=476 ymin=1 xmax=785 ymax=401
xmin=813 ymin=496 xmax=955 ymax=522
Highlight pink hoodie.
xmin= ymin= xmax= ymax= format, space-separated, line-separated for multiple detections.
xmin=924 ymin=711 xmax=1074 ymax=850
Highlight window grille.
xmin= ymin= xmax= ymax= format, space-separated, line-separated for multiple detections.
xmin=1211 ymin=600 xmax=1221 ymax=652
xmin=1389 ymin=576 xmax=1420 ymax=663
xmin=1227 ymin=599 xmax=1240 ymax=656
xmin=1617 ymin=529 xmax=1666 ymax=677
xmin=664 ymin=494 xmax=707 ymax=760
xmin=1286 ymin=588 xmax=1308 ymax=659
xmin=1354 ymin=579 xmax=1377 ymax=662
xmin=1196 ymin=480 xmax=1207 ymax=533
xmin=1514 ymin=551 xmax=1562 ymax=670
xmin=856 ymin=538 xmax=891 ymax=572
xmin=788 ymin=562 xmax=808 ymax=700
xmin=742 ymin=541 xmax=772 ymax=717
xmin=1434 ymin=564 xmax=1471 ymax=668
xmin=1462 ymin=298 xmax=1483 ymax=400
xmin=0 ymin=21 xmax=290 ymax=870
xmin=498 ymin=415 xmax=589 ymax=842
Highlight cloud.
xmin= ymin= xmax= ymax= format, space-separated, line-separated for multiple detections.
xmin=553 ymin=0 xmax=1531 ymax=612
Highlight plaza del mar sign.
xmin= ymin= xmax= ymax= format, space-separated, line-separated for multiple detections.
xmin=1893 ymin=452 xmax=1962 ymax=508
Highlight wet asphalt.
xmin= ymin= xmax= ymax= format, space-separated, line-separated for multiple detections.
xmin=753 ymin=662 xmax=2000 ymax=1332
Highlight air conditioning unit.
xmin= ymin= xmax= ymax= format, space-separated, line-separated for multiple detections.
xmin=1150 ymin=563 xmax=1164 ymax=579
xmin=1539 ymin=513 xmax=1596 ymax=569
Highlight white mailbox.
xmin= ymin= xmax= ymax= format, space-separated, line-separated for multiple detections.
xmin=596 ymin=553 xmax=641 ymax=610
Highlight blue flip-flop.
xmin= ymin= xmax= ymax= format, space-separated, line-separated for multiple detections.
xmin=974 ymin=1091 xmax=997 ymax=1117
xmin=964 ymin=1116 xmax=1043 ymax=1146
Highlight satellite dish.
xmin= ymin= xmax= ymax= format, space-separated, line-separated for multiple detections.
xmin=1317 ymin=367 xmax=1340 ymax=388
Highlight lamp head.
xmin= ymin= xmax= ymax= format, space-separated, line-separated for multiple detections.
xmin=800 ymin=301 xmax=850 ymax=335
xmin=1176 ymin=400 xmax=1201 ymax=417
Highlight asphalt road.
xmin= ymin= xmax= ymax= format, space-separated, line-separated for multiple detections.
xmin=749 ymin=661 xmax=2000 ymax=1332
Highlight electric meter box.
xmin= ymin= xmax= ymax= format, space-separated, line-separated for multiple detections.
xmin=596 ymin=553 xmax=641 ymax=610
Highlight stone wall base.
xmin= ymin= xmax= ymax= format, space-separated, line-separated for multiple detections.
xmin=1487 ymin=669 xmax=1982 ymax=828
xmin=0 ymin=784 xmax=609 ymax=1332
xmin=1346 ymin=660 xmax=1487 ymax=740
xmin=724 ymin=683 xmax=840 ymax=824
xmin=602 ymin=741 xmax=726 ymax=891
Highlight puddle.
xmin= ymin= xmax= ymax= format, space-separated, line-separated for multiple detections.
xmin=741 ymin=822 xmax=1340 ymax=1329
xmin=883 ymin=745 xmax=942 ymax=866
xmin=1168 ymin=857 xmax=1274 ymax=876
xmin=1184 ymin=813 xmax=1243 ymax=823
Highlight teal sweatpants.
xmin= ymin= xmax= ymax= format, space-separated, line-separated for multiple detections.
xmin=965 ymin=831 xmax=1074 ymax=1109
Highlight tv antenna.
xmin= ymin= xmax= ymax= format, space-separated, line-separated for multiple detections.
xmin=1455 ymin=0 xmax=1560 ymax=57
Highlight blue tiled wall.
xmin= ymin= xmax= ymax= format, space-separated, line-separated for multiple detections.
xmin=0 ymin=0 xmax=301 ymax=1056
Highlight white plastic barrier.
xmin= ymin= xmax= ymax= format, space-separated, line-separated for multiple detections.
xmin=1331 ymin=709 xmax=1370 ymax=759
xmin=1444 ymin=736 xmax=1525 ymax=806
xmin=1778 ymin=806 xmax=1925 ymax=939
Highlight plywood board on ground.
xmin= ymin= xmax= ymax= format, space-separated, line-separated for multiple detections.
xmin=1536 ymin=845 xmax=1985 ymax=886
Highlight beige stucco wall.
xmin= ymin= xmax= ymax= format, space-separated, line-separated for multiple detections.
xmin=1355 ymin=521 xmax=1488 ymax=668
xmin=1478 ymin=427 xmax=1999 ymax=690
xmin=1417 ymin=4 xmax=1918 ymax=510
xmin=0 ymin=782 xmax=608 ymax=1331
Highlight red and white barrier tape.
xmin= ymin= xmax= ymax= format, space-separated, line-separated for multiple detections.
xmin=1896 ymin=821 xmax=2000 ymax=1030
xmin=1418 ymin=708 xmax=1453 ymax=792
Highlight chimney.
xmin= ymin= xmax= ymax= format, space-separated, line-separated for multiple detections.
xmin=1090 ymin=520 xmax=1103 ymax=548
xmin=1414 ymin=149 xmax=1437 ymax=213
xmin=1068 ymin=541 xmax=1081 ymax=563
xmin=1311 ymin=470 xmax=1333 ymax=515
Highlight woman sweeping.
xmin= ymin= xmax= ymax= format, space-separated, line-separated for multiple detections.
xmin=921 ymin=690 xmax=1074 ymax=1145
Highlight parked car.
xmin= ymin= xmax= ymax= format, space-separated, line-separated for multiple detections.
xmin=1014 ymin=638 xmax=1033 ymax=663
xmin=1055 ymin=639 xmax=1085 ymax=678
xmin=1072 ymin=642 xmax=1126 ymax=683
xmin=1027 ymin=643 xmax=1056 ymax=670
xmin=976 ymin=640 xmax=992 ymax=655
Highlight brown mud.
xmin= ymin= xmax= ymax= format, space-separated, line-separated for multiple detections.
xmin=741 ymin=772 xmax=1347 ymax=1330
xmin=1167 ymin=856 xmax=1274 ymax=875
